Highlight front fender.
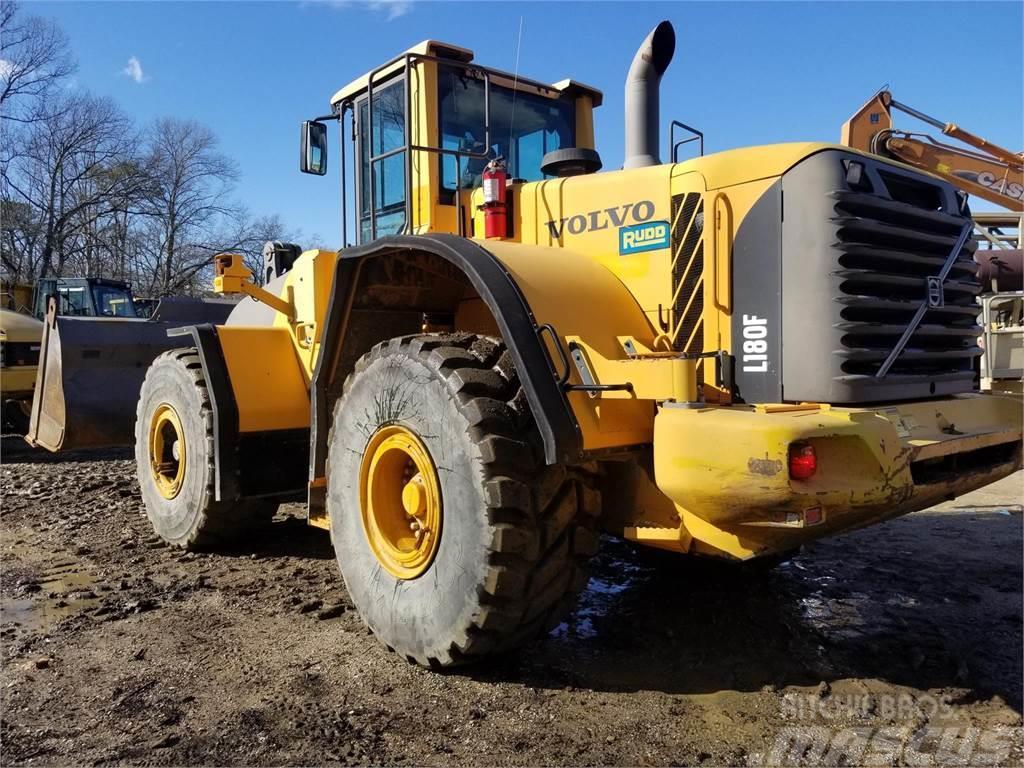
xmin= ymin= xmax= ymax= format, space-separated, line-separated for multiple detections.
xmin=311 ymin=234 xmax=659 ymax=490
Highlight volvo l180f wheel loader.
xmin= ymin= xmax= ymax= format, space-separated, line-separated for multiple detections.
xmin=131 ymin=22 xmax=1021 ymax=667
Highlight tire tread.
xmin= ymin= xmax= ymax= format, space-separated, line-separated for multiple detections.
xmin=136 ymin=349 xmax=272 ymax=550
xmin=330 ymin=332 xmax=599 ymax=667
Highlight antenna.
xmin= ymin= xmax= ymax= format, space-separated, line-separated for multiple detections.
xmin=507 ymin=16 xmax=524 ymax=154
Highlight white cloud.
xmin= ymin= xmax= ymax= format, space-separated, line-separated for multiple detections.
xmin=309 ymin=0 xmax=413 ymax=21
xmin=0 ymin=58 xmax=14 ymax=81
xmin=121 ymin=56 xmax=147 ymax=84
xmin=367 ymin=0 xmax=412 ymax=20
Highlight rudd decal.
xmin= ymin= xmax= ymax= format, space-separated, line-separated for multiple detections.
xmin=619 ymin=221 xmax=670 ymax=254
xmin=546 ymin=200 xmax=657 ymax=239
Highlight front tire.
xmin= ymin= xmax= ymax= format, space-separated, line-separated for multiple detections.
xmin=135 ymin=349 xmax=273 ymax=550
xmin=327 ymin=333 xmax=600 ymax=667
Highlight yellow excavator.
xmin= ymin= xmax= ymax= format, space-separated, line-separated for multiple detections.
xmin=36 ymin=23 xmax=1022 ymax=667
xmin=842 ymin=89 xmax=1023 ymax=212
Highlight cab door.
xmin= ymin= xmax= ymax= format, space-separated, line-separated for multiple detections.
xmin=355 ymin=77 xmax=408 ymax=243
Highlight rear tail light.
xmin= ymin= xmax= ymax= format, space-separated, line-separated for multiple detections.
xmin=788 ymin=442 xmax=817 ymax=480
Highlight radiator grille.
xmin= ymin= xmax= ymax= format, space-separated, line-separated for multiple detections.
xmin=831 ymin=185 xmax=981 ymax=380
xmin=0 ymin=341 xmax=40 ymax=368
xmin=670 ymin=192 xmax=704 ymax=355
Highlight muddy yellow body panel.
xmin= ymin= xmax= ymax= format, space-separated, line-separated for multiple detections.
xmin=217 ymin=327 xmax=311 ymax=433
xmin=2 ymin=367 xmax=36 ymax=396
xmin=1 ymin=309 xmax=42 ymax=400
xmin=646 ymin=395 xmax=1022 ymax=559
xmin=483 ymin=240 xmax=659 ymax=451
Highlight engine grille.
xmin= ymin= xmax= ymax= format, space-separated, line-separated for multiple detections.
xmin=831 ymin=184 xmax=981 ymax=383
xmin=670 ymin=192 xmax=704 ymax=355
xmin=0 ymin=341 xmax=41 ymax=369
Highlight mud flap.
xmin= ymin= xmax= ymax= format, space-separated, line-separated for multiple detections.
xmin=25 ymin=299 xmax=234 ymax=452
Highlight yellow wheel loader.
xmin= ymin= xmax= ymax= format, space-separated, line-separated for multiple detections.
xmin=131 ymin=22 xmax=1021 ymax=667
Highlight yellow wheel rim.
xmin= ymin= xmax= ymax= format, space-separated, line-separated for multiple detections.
xmin=149 ymin=404 xmax=186 ymax=500
xmin=359 ymin=425 xmax=442 ymax=580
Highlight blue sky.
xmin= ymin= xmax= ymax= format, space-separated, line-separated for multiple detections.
xmin=37 ymin=1 xmax=1023 ymax=245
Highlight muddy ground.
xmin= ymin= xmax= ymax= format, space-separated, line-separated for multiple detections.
xmin=1 ymin=435 xmax=1021 ymax=766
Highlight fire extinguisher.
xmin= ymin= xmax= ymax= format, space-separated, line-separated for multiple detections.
xmin=480 ymin=157 xmax=508 ymax=239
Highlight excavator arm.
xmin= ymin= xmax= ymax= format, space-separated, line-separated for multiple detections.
xmin=842 ymin=90 xmax=1023 ymax=212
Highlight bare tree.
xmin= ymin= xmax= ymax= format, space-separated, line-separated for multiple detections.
xmin=2 ymin=92 xmax=143 ymax=277
xmin=0 ymin=0 xmax=76 ymax=123
xmin=0 ymin=5 xmax=301 ymax=298
xmin=142 ymin=117 xmax=240 ymax=294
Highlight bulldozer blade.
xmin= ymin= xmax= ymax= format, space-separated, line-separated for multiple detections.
xmin=26 ymin=299 xmax=234 ymax=452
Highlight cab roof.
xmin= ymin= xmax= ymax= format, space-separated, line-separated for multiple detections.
xmin=330 ymin=39 xmax=603 ymax=108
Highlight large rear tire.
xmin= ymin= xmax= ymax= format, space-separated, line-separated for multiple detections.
xmin=327 ymin=333 xmax=600 ymax=667
xmin=134 ymin=348 xmax=274 ymax=550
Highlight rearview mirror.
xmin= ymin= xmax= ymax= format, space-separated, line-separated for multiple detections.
xmin=300 ymin=120 xmax=328 ymax=175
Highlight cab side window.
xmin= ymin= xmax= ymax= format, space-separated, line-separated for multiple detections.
xmin=357 ymin=80 xmax=406 ymax=242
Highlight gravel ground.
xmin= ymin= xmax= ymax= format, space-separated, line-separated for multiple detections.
xmin=1 ymin=435 xmax=1021 ymax=766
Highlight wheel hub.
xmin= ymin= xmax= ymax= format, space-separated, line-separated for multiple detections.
xmin=149 ymin=403 xmax=186 ymax=500
xmin=359 ymin=425 xmax=442 ymax=579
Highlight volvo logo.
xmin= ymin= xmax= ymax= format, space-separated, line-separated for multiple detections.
xmin=545 ymin=200 xmax=656 ymax=239
xmin=926 ymin=276 xmax=945 ymax=308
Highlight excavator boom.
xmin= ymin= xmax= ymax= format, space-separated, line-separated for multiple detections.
xmin=842 ymin=90 xmax=1023 ymax=211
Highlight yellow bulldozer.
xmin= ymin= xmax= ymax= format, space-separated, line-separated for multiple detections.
xmin=40 ymin=22 xmax=1023 ymax=667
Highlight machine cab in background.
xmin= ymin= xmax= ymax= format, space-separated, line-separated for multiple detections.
xmin=32 ymin=277 xmax=139 ymax=319
xmin=302 ymin=40 xmax=603 ymax=244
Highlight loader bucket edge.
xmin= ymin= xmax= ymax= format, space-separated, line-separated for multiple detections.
xmin=26 ymin=301 xmax=234 ymax=453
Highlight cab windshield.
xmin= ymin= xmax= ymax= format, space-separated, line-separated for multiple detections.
xmin=91 ymin=284 xmax=138 ymax=317
xmin=438 ymin=65 xmax=575 ymax=193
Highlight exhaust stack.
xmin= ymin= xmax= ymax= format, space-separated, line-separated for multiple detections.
xmin=624 ymin=21 xmax=676 ymax=169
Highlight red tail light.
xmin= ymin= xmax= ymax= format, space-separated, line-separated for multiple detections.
xmin=788 ymin=442 xmax=817 ymax=480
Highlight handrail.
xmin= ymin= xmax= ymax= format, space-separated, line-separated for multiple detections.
xmin=711 ymin=192 xmax=733 ymax=313
xmin=669 ymin=120 xmax=704 ymax=162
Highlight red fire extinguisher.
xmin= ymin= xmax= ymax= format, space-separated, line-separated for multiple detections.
xmin=480 ymin=157 xmax=508 ymax=239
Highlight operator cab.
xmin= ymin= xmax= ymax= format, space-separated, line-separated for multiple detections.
xmin=301 ymin=40 xmax=603 ymax=244
xmin=32 ymin=277 xmax=138 ymax=319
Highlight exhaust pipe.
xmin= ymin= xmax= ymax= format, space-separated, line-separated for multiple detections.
xmin=624 ymin=20 xmax=676 ymax=169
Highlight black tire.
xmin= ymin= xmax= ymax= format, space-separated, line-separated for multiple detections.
xmin=134 ymin=348 xmax=274 ymax=550
xmin=327 ymin=333 xmax=600 ymax=667
xmin=2 ymin=399 xmax=30 ymax=435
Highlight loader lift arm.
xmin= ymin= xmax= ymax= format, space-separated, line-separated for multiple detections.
xmin=842 ymin=90 xmax=1023 ymax=212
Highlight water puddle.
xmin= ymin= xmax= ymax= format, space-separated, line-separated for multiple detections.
xmin=1 ymin=557 xmax=100 ymax=634
xmin=798 ymin=593 xmax=872 ymax=641
xmin=550 ymin=547 xmax=649 ymax=642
